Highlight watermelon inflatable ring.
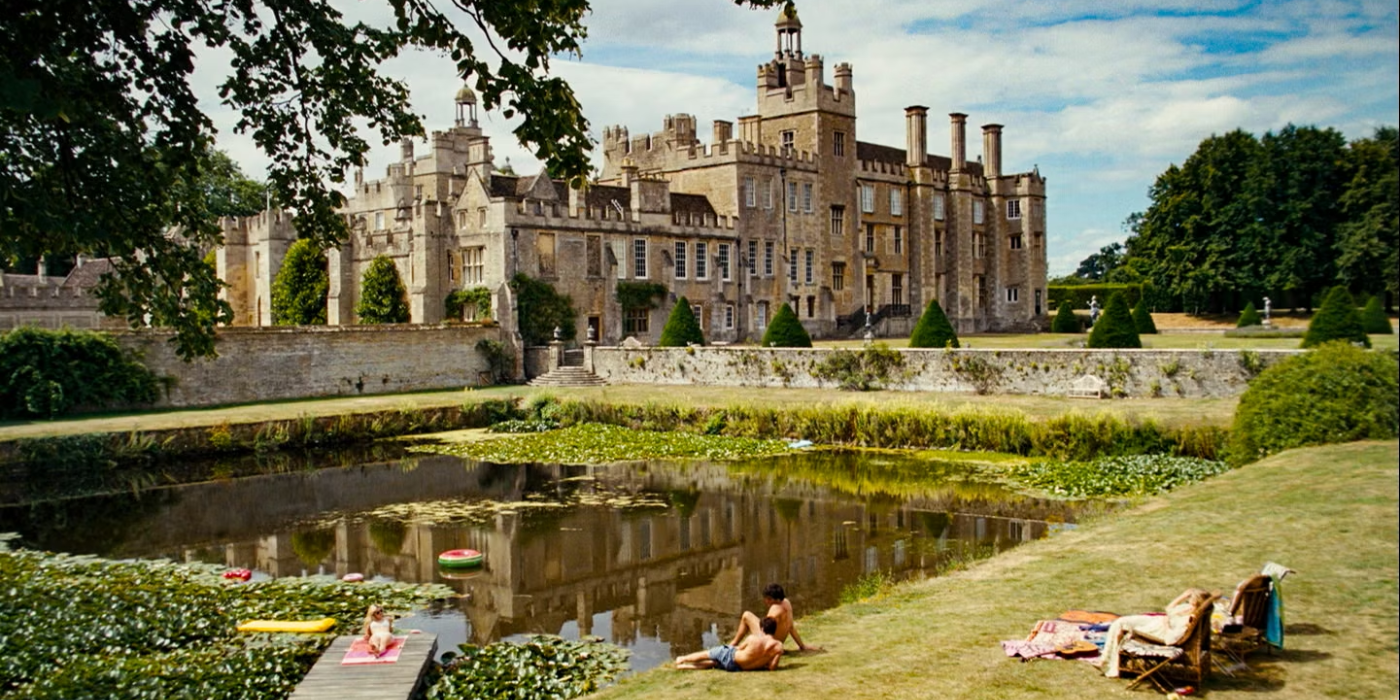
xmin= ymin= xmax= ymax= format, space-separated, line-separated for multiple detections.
xmin=437 ymin=549 xmax=484 ymax=568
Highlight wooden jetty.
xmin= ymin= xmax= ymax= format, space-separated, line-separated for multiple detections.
xmin=290 ymin=634 xmax=438 ymax=700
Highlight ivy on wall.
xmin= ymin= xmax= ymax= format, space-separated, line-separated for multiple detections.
xmin=615 ymin=282 xmax=667 ymax=311
xmin=445 ymin=287 xmax=493 ymax=321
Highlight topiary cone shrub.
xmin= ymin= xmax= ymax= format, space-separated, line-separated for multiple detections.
xmin=1050 ymin=301 xmax=1080 ymax=333
xmin=658 ymin=297 xmax=705 ymax=346
xmin=1228 ymin=341 xmax=1398 ymax=465
xmin=908 ymin=299 xmax=959 ymax=348
xmin=1236 ymin=301 xmax=1261 ymax=328
xmin=761 ymin=303 xmax=812 ymax=347
xmin=1361 ymin=295 xmax=1394 ymax=335
xmin=356 ymin=255 xmax=410 ymax=324
xmin=1132 ymin=297 xmax=1158 ymax=335
xmin=1087 ymin=292 xmax=1141 ymax=348
xmin=1302 ymin=286 xmax=1369 ymax=348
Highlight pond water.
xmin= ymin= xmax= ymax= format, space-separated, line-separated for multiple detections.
xmin=0 ymin=449 xmax=1100 ymax=673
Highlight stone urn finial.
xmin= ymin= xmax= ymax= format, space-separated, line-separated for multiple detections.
xmin=553 ymin=325 xmax=562 ymax=341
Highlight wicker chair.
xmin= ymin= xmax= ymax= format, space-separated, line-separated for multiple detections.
xmin=1119 ymin=594 xmax=1218 ymax=693
xmin=1213 ymin=574 xmax=1273 ymax=668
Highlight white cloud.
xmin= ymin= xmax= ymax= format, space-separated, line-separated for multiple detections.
xmin=184 ymin=0 xmax=1395 ymax=283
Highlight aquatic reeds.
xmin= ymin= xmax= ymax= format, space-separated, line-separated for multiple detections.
xmin=550 ymin=399 xmax=1225 ymax=460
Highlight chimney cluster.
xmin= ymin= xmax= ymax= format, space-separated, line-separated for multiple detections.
xmin=903 ymin=110 xmax=1005 ymax=177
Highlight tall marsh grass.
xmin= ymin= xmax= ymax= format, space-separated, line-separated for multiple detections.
xmin=552 ymin=399 xmax=1226 ymax=460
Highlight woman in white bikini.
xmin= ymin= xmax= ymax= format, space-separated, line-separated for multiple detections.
xmin=362 ymin=604 xmax=394 ymax=657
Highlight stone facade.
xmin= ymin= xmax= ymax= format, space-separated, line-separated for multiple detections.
xmin=115 ymin=325 xmax=501 ymax=408
xmin=0 ymin=259 xmax=124 ymax=331
xmin=588 ymin=346 xmax=1297 ymax=399
xmin=219 ymin=4 xmax=1048 ymax=343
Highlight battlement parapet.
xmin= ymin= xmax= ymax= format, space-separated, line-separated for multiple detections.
xmin=603 ymin=135 xmax=819 ymax=174
xmin=505 ymin=202 xmax=736 ymax=233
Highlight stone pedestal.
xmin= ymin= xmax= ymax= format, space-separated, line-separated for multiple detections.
xmin=547 ymin=340 xmax=564 ymax=371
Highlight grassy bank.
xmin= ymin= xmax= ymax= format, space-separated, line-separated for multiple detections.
xmin=593 ymin=441 xmax=1399 ymax=700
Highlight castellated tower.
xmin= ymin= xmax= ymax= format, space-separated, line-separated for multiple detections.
xmin=218 ymin=210 xmax=295 ymax=326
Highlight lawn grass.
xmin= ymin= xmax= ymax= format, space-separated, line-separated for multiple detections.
xmin=592 ymin=441 xmax=1399 ymax=700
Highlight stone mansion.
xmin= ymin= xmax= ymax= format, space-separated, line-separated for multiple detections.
xmin=217 ymin=4 xmax=1048 ymax=344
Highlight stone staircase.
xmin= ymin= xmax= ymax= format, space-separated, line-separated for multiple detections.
xmin=528 ymin=366 xmax=608 ymax=387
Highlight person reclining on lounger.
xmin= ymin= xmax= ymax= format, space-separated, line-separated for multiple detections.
xmin=729 ymin=582 xmax=820 ymax=651
xmin=676 ymin=616 xmax=784 ymax=672
xmin=1100 ymin=588 xmax=1211 ymax=678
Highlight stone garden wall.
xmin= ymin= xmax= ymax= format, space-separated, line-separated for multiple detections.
xmin=590 ymin=346 xmax=1301 ymax=399
xmin=117 ymin=325 xmax=503 ymax=408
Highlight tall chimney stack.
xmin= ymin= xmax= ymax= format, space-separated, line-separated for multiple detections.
xmin=713 ymin=120 xmax=733 ymax=145
xmin=905 ymin=106 xmax=928 ymax=168
xmin=982 ymin=124 xmax=1003 ymax=178
xmin=950 ymin=113 xmax=967 ymax=171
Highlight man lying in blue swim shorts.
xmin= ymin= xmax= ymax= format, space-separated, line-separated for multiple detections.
xmin=675 ymin=616 xmax=784 ymax=671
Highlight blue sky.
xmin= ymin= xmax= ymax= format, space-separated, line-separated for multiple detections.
xmin=201 ymin=0 xmax=1399 ymax=275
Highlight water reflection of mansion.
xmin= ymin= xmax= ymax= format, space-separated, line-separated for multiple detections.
xmin=193 ymin=457 xmax=1053 ymax=651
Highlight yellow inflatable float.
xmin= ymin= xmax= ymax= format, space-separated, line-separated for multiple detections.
xmin=236 ymin=617 xmax=337 ymax=633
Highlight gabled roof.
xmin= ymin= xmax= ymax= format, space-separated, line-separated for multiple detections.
xmin=61 ymin=259 xmax=114 ymax=289
xmin=487 ymin=173 xmax=571 ymax=200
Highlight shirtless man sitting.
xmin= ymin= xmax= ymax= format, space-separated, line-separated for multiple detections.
xmin=730 ymin=583 xmax=818 ymax=651
xmin=675 ymin=616 xmax=784 ymax=671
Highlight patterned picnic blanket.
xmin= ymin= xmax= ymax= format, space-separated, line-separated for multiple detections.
xmin=1000 ymin=611 xmax=1119 ymax=662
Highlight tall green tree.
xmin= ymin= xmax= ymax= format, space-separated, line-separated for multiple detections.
xmin=201 ymin=149 xmax=268 ymax=219
xmin=1124 ymin=130 xmax=1262 ymax=313
xmin=1073 ymin=242 xmax=1124 ymax=281
xmin=271 ymin=239 xmax=328 ymax=325
xmin=658 ymin=297 xmax=705 ymax=347
xmin=1250 ymin=125 xmax=1349 ymax=310
xmin=1335 ymin=127 xmax=1399 ymax=304
xmin=1 ymin=0 xmax=782 ymax=358
xmin=356 ymin=255 xmax=409 ymax=324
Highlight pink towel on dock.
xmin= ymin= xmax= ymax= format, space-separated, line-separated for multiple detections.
xmin=341 ymin=636 xmax=407 ymax=665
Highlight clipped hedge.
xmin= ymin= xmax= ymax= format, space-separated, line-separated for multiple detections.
xmin=908 ymin=299 xmax=959 ymax=348
xmin=1050 ymin=301 xmax=1080 ymax=333
xmin=761 ymin=303 xmax=811 ymax=347
xmin=1236 ymin=301 xmax=1261 ymax=328
xmin=1302 ymin=286 xmax=1368 ymax=348
xmin=1087 ymin=292 xmax=1141 ymax=349
xmin=1361 ymin=296 xmax=1393 ymax=335
xmin=1228 ymin=342 xmax=1398 ymax=465
xmin=658 ymin=296 xmax=705 ymax=346
xmin=1049 ymin=284 xmax=1142 ymax=312
xmin=1132 ymin=297 xmax=1158 ymax=335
